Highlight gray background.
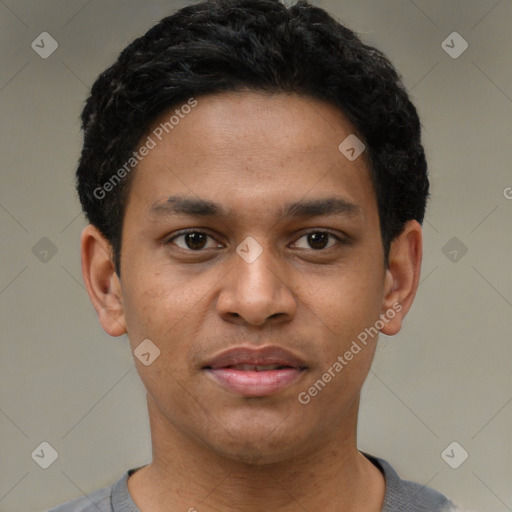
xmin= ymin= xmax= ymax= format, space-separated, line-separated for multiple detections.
xmin=1 ymin=0 xmax=511 ymax=511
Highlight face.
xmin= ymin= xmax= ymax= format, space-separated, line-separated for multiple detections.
xmin=85 ymin=91 xmax=418 ymax=465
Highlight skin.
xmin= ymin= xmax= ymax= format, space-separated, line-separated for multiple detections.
xmin=81 ymin=91 xmax=422 ymax=512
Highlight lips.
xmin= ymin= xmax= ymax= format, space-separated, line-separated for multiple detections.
xmin=203 ymin=346 xmax=308 ymax=397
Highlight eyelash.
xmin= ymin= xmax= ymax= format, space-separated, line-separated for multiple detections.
xmin=166 ymin=229 xmax=346 ymax=252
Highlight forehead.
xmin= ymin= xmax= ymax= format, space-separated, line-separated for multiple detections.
xmin=126 ymin=91 xmax=376 ymax=222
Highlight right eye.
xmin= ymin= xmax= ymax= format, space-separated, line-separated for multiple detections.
xmin=167 ymin=230 xmax=224 ymax=251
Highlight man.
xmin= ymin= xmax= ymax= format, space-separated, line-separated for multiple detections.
xmin=50 ymin=0 xmax=464 ymax=510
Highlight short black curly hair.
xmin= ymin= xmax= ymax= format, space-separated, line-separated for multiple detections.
xmin=77 ymin=0 xmax=428 ymax=275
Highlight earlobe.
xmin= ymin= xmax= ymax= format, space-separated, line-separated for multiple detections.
xmin=80 ymin=224 xmax=127 ymax=337
xmin=380 ymin=220 xmax=423 ymax=336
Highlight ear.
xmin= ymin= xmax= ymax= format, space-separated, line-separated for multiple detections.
xmin=80 ymin=224 xmax=127 ymax=337
xmin=380 ymin=220 xmax=423 ymax=336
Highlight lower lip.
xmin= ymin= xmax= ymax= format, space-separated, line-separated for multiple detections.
xmin=206 ymin=368 xmax=304 ymax=397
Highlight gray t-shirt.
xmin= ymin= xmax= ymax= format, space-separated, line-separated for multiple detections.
xmin=48 ymin=454 xmax=458 ymax=512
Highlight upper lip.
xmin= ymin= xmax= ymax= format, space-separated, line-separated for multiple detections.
xmin=204 ymin=346 xmax=308 ymax=370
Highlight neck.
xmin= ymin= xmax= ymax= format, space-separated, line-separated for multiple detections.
xmin=128 ymin=397 xmax=385 ymax=512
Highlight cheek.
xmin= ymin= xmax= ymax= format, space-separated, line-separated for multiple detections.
xmin=297 ymin=258 xmax=385 ymax=390
xmin=121 ymin=268 xmax=179 ymax=347
xmin=120 ymin=270 xmax=200 ymax=411
xmin=305 ymin=262 xmax=383 ymax=338
xmin=121 ymin=264 xmax=213 ymax=360
xmin=300 ymin=276 xmax=382 ymax=410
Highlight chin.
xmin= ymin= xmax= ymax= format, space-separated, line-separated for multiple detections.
xmin=216 ymin=441 xmax=299 ymax=466
xmin=201 ymin=417 xmax=311 ymax=466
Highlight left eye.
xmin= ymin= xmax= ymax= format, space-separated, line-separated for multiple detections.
xmin=170 ymin=231 xmax=222 ymax=251
xmin=292 ymin=232 xmax=340 ymax=250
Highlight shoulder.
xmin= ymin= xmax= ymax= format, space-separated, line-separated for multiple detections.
xmin=47 ymin=485 xmax=112 ymax=512
xmin=47 ymin=468 xmax=141 ymax=512
xmin=364 ymin=453 xmax=458 ymax=512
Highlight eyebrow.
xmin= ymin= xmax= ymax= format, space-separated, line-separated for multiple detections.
xmin=149 ymin=195 xmax=362 ymax=220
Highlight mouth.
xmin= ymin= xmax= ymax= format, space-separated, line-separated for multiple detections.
xmin=203 ymin=346 xmax=308 ymax=397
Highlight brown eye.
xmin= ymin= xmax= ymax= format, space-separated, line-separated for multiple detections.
xmin=307 ymin=232 xmax=330 ymax=250
xmin=170 ymin=231 xmax=221 ymax=251
xmin=293 ymin=231 xmax=340 ymax=250
xmin=182 ymin=232 xmax=207 ymax=250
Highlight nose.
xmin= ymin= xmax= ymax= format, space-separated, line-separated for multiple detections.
xmin=216 ymin=243 xmax=297 ymax=327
